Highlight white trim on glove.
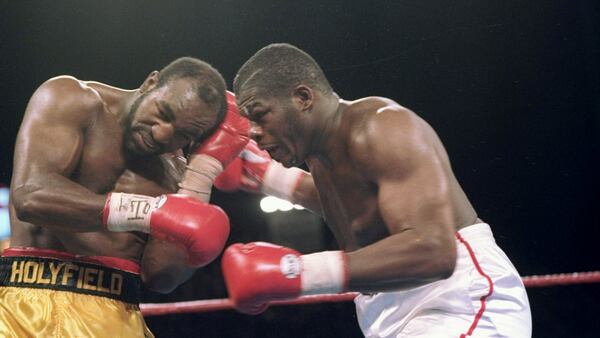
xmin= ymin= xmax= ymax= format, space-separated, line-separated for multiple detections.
xmin=300 ymin=251 xmax=348 ymax=295
xmin=105 ymin=193 xmax=163 ymax=233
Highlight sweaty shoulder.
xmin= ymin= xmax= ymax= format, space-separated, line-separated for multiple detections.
xmin=346 ymin=97 xmax=434 ymax=180
xmin=24 ymin=75 xmax=104 ymax=127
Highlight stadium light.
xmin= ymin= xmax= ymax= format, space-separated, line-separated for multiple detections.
xmin=260 ymin=196 xmax=304 ymax=213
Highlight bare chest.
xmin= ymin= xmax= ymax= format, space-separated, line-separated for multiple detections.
xmin=72 ymin=120 xmax=126 ymax=194
xmin=309 ymin=162 xmax=388 ymax=250
xmin=60 ymin=117 xmax=144 ymax=259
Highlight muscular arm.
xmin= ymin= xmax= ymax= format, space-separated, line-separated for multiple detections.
xmin=141 ymin=238 xmax=196 ymax=293
xmin=346 ymin=107 xmax=457 ymax=292
xmin=114 ymin=154 xmax=197 ymax=293
xmin=10 ymin=77 xmax=108 ymax=232
xmin=213 ymin=139 xmax=324 ymax=214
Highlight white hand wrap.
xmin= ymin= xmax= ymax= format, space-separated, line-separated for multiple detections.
xmin=178 ymin=154 xmax=223 ymax=202
xmin=105 ymin=193 xmax=161 ymax=233
xmin=262 ymin=161 xmax=304 ymax=202
xmin=300 ymin=251 xmax=347 ymax=295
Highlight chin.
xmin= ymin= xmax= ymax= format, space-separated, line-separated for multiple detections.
xmin=124 ymin=141 xmax=149 ymax=157
xmin=281 ymin=155 xmax=301 ymax=168
xmin=124 ymin=147 xmax=143 ymax=158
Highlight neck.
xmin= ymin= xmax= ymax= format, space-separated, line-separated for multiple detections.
xmin=85 ymin=81 xmax=139 ymax=122
xmin=308 ymin=92 xmax=346 ymax=166
xmin=115 ymin=89 xmax=140 ymax=124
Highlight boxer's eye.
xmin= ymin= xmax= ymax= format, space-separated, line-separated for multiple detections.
xmin=160 ymin=110 xmax=173 ymax=122
xmin=156 ymin=102 xmax=174 ymax=122
xmin=252 ymin=110 xmax=266 ymax=122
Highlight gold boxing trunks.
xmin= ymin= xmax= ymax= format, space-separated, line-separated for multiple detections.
xmin=0 ymin=247 xmax=153 ymax=338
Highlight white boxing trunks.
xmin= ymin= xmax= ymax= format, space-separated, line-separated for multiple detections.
xmin=354 ymin=223 xmax=532 ymax=337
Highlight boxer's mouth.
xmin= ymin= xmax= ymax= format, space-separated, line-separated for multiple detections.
xmin=136 ymin=131 xmax=157 ymax=153
xmin=267 ymin=147 xmax=284 ymax=162
xmin=259 ymin=144 xmax=279 ymax=157
xmin=258 ymin=143 xmax=276 ymax=151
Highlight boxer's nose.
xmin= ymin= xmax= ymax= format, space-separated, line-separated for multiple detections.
xmin=152 ymin=121 xmax=175 ymax=145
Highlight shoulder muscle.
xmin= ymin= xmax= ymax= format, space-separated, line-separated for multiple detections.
xmin=12 ymin=76 xmax=105 ymax=182
xmin=22 ymin=76 xmax=103 ymax=127
xmin=351 ymin=104 xmax=434 ymax=182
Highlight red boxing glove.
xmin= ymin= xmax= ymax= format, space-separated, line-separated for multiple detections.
xmin=222 ymin=242 xmax=348 ymax=315
xmin=179 ymin=91 xmax=250 ymax=201
xmin=213 ymin=156 xmax=246 ymax=192
xmin=214 ymin=140 xmax=306 ymax=201
xmin=103 ymin=193 xmax=229 ymax=267
xmin=194 ymin=91 xmax=250 ymax=165
xmin=213 ymin=140 xmax=267 ymax=193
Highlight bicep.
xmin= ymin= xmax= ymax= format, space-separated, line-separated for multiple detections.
xmin=14 ymin=118 xmax=84 ymax=183
xmin=377 ymin=162 xmax=454 ymax=236
xmin=364 ymin=108 xmax=455 ymax=236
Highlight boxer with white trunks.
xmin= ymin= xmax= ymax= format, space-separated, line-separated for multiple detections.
xmin=218 ymin=43 xmax=532 ymax=337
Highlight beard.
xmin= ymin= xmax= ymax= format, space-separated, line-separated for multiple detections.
xmin=121 ymin=92 xmax=153 ymax=157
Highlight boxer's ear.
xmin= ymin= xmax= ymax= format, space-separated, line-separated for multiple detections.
xmin=140 ymin=71 xmax=160 ymax=93
xmin=292 ymin=85 xmax=313 ymax=112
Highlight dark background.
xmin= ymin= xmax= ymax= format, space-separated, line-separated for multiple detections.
xmin=1 ymin=1 xmax=598 ymax=337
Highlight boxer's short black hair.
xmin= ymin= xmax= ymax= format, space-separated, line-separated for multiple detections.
xmin=158 ymin=57 xmax=227 ymax=126
xmin=234 ymin=43 xmax=332 ymax=97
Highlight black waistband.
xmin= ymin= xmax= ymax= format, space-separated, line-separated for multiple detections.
xmin=0 ymin=255 xmax=141 ymax=304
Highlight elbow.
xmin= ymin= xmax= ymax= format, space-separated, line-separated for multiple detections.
xmin=141 ymin=267 xmax=193 ymax=294
xmin=421 ymin=236 xmax=457 ymax=282
xmin=11 ymin=186 xmax=41 ymax=223
xmin=145 ymin=283 xmax=177 ymax=294
xmin=434 ymin=254 xmax=456 ymax=281
xmin=141 ymin=272 xmax=180 ymax=294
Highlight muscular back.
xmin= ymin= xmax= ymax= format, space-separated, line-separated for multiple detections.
xmin=307 ymin=97 xmax=477 ymax=252
xmin=9 ymin=76 xmax=174 ymax=262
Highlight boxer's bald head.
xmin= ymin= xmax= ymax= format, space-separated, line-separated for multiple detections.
xmin=156 ymin=57 xmax=228 ymax=124
xmin=234 ymin=43 xmax=332 ymax=98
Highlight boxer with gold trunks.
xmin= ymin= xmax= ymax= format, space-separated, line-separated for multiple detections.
xmin=2 ymin=57 xmax=249 ymax=337
xmin=0 ymin=247 xmax=150 ymax=337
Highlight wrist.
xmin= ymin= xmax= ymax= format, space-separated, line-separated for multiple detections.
xmin=299 ymin=251 xmax=348 ymax=295
xmin=178 ymin=154 xmax=223 ymax=202
xmin=103 ymin=193 xmax=161 ymax=233
xmin=262 ymin=161 xmax=305 ymax=202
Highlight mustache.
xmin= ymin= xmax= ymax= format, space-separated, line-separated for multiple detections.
xmin=126 ymin=124 xmax=164 ymax=155
xmin=130 ymin=123 xmax=150 ymax=135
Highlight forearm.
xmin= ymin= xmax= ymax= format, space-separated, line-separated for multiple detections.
xmin=290 ymin=173 xmax=323 ymax=216
xmin=221 ymin=234 xmax=454 ymax=314
xmin=11 ymin=173 xmax=106 ymax=232
xmin=260 ymin=163 xmax=322 ymax=214
xmin=141 ymin=238 xmax=196 ymax=293
xmin=114 ymin=170 xmax=176 ymax=197
xmin=346 ymin=230 xmax=456 ymax=293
